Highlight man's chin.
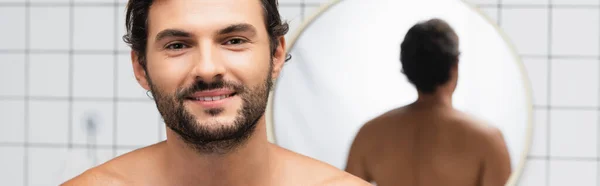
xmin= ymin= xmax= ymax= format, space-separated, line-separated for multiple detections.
xmin=192 ymin=118 xmax=238 ymax=131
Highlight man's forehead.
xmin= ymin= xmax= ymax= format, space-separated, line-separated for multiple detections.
xmin=147 ymin=0 xmax=265 ymax=27
xmin=145 ymin=0 xmax=267 ymax=37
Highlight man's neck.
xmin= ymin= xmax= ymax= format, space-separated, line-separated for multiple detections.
xmin=163 ymin=116 xmax=274 ymax=186
xmin=414 ymin=90 xmax=453 ymax=109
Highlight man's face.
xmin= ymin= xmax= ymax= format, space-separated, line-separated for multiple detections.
xmin=132 ymin=0 xmax=286 ymax=153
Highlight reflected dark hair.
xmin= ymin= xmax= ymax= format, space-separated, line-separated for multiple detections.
xmin=123 ymin=0 xmax=290 ymax=67
xmin=400 ymin=18 xmax=460 ymax=94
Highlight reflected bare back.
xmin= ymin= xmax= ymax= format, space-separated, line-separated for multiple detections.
xmin=345 ymin=104 xmax=511 ymax=186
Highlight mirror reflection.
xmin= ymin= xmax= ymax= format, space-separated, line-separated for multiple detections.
xmin=268 ymin=0 xmax=532 ymax=185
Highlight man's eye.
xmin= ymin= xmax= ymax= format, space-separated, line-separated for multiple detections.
xmin=224 ymin=38 xmax=247 ymax=45
xmin=166 ymin=43 xmax=187 ymax=50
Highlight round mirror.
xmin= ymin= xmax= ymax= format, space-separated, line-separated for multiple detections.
xmin=266 ymin=0 xmax=533 ymax=185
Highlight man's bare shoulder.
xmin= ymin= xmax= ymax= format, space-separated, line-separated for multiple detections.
xmin=61 ymin=142 xmax=165 ymax=186
xmin=272 ymin=145 xmax=371 ymax=186
xmin=358 ymin=106 xmax=411 ymax=133
xmin=61 ymin=166 xmax=129 ymax=186
xmin=317 ymin=172 xmax=373 ymax=186
xmin=450 ymin=111 xmax=508 ymax=150
xmin=450 ymin=111 xmax=503 ymax=136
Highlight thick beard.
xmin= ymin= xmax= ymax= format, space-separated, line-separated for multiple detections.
xmin=148 ymin=64 xmax=273 ymax=155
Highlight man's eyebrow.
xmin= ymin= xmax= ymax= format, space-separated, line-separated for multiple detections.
xmin=155 ymin=29 xmax=193 ymax=42
xmin=217 ymin=23 xmax=257 ymax=36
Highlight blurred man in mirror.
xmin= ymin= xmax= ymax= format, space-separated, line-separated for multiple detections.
xmin=344 ymin=19 xmax=511 ymax=186
xmin=62 ymin=0 xmax=369 ymax=185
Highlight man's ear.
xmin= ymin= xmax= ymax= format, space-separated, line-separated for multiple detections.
xmin=131 ymin=51 xmax=151 ymax=91
xmin=271 ymin=36 xmax=287 ymax=80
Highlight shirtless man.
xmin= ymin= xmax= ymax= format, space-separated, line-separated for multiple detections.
xmin=344 ymin=19 xmax=512 ymax=186
xmin=62 ymin=0 xmax=370 ymax=185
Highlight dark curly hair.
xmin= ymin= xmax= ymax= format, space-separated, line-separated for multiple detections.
xmin=123 ymin=0 xmax=290 ymax=68
xmin=400 ymin=18 xmax=460 ymax=94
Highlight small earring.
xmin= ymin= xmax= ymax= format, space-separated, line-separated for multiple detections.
xmin=146 ymin=90 xmax=154 ymax=100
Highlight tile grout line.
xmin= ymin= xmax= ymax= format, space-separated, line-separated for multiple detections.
xmin=546 ymin=0 xmax=553 ymax=185
xmin=68 ymin=0 xmax=74 ymax=150
xmin=23 ymin=0 xmax=30 ymax=185
xmin=300 ymin=0 xmax=305 ymax=22
xmin=113 ymin=0 xmax=120 ymax=158
xmin=497 ymin=0 xmax=502 ymax=26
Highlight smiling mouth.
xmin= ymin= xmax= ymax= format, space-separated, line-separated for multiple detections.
xmin=187 ymin=92 xmax=237 ymax=102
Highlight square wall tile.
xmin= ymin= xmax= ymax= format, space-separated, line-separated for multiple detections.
xmin=73 ymin=7 xmax=115 ymax=50
xmin=30 ymin=7 xmax=70 ymax=50
xmin=73 ymin=54 xmax=114 ymax=98
xmin=73 ymin=6 xmax=116 ymax=50
xmin=28 ymin=147 xmax=69 ymax=186
xmin=0 ymin=147 xmax=24 ymax=186
xmin=529 ymin=109 xmax=548 ymax=157
xmin=0 ymin=100 xmax=25 ymax=143
xmin=0 ymin=54 xmax=25 ymax=96
xmin=71 ymin=101 xmax=114 ymax=146
xmin=550 ymin=59 xmax=598 ymax=107
xmin=29 ymin=54 xmax=70 ymax=97
xmin=550 ymin=109 xmax=597 ymax=158
xmin=478 ymin=7 xmax=498 ymax=25
xmin=117 ymin=54 xmax=147 ymax=99
xmin=549 ymin=160 xmax=597 ymax=186
xmin=0 ymin=7 xmax=25 ymax=50
xmin=551 ymin=8 xmax=599 ymax=56
xmin=116 ymin=102 xmax=160 ymax=146
xmin=501 ymin=8 xmax=549 ymax=55
xmin=73 ymin=55 xmax=115 ymax=98
xmin=518 ymin=159 xmax=547 ymax=186
xmin=279 ymin=6 xmax=303 ymax=41
xmin=522 ymin=58 xmax=548 ymax=106
xmin=553 ymin=0 xmax=599 ymax=5
xmin=28 ymin=100 xmax=69 ymax=144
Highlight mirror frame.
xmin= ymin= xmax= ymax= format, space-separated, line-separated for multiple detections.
xmin=265 ymin=0 xmax=534 ymax=185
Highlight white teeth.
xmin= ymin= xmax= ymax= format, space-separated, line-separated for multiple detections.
xmin=195 ymin=95 xmax=230 ymax=101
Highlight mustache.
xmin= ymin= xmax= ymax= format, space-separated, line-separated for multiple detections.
xmin=176 ymin=79 xmax=245 ymax=99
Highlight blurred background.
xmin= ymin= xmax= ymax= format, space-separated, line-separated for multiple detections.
xmin=0 ymin=0 xmax=595 ymax=185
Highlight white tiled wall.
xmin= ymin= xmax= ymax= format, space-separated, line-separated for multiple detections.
xmin=552 ymin=8 xmax=599 ymax=56
xmin=490 ymin=0 xmax=600 ymax=185
xmin=0 ymin=1 xmax=163 ymax=185
xmin=0 ymin=0 xmax=596 ymax=185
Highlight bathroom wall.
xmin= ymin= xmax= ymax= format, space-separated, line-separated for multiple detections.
xmin=468 ymin=0 xmax=600 ymax=185
xmin=0 ymin=0 xmax=594 ymax=185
